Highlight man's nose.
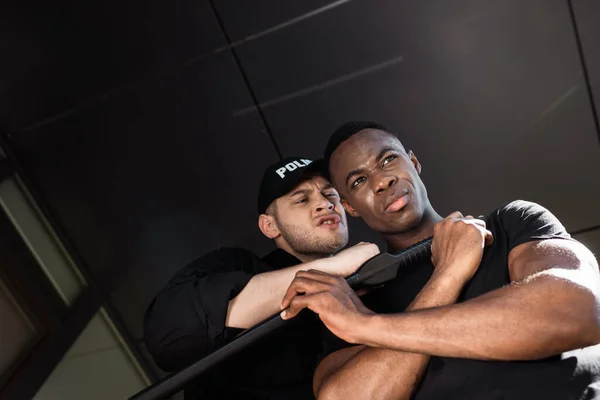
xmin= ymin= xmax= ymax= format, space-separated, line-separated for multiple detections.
xmin=374 ymin=174 xmax=397 ymax=194
xmin=315 ymin=199 xmax=334 ymax=213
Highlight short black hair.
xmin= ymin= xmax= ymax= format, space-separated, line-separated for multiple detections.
xmin=324 ymin=120 xmax=394 ymax=168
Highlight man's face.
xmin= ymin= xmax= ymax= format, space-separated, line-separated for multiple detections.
xmin=329 ymin=129 xmax=428 ymax=235
xmin=272 ymin=175 xmax=349 ymax=257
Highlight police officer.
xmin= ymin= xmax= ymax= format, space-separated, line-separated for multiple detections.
xmin=143 ymin=157 xmax=379 ymax=399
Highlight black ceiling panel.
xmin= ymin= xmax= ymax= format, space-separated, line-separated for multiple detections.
xmin=232 ymin=0 xmax=600 ymax=232
xmin=234 ymin=0 xmax=532 ymax=103
xmin=572 ymin=0 xmax=600 ymax=130
xmin=7 ymin=51 xmax=278 ymax=338
xmin=0 ymin=0 xmax=225 ymax=132
xmin=211 ymin=0 xmax=337 ymax=41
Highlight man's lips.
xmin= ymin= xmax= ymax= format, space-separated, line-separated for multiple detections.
xmin=384 ymin=193 xmax=409 ymax=213
xmin=316 ymin=214 xmax=341 ymax=227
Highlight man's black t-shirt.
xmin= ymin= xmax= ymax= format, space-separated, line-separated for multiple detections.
xmin=144 ymin=247 xmax=324 ymax=400
xmin=322 ymin=200 xmax=600 ymax=399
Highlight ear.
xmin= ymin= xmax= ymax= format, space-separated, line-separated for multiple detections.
xmin=258 ymin=214 xmax=280 ymax=239
xmin=408 ymin=150 xmax=422 ymax=174
xmin=341 ymin=199 xmax=360 ymax=218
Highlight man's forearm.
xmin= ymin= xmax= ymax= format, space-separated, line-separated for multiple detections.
xmin=317 ymin=274 xmax=464 ymax=400
xmin=226 ymin=258 xmax=337 ymax=328
xmin=357 ymin=269 xmax=600 ymax=360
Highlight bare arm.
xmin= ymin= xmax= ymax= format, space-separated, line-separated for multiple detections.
xmin=226 ymin=259 xmax=333 ymax=328
xmin=226 ymin=243 xmax=379 ymax=329
xmin=353 ymin=239 xmax=600 ymax=360
xmin=289 ymin=212 xmax=493 ymax=399
xmin=315 ymin=273 xmax=463 ymax=400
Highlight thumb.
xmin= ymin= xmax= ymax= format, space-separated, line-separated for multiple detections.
xmin=484 ymin=229 xmax=494 ymax=246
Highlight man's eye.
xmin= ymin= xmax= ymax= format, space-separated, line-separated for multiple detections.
xmin=351 ymin=177 xmax=366 ymax=189
xmin=324 ymin=192 xmax=339 ymax=198
xmin=295 ymin=198 xmax=308 ymax=204
xmin=382 ymin=154 xmax=397 ymax=166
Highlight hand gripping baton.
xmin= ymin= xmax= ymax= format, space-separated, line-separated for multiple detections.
xmin=128 ymin=237 xmax=433 ymax=400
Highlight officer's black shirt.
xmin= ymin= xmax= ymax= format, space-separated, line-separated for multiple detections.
xmin=144 ymin=245 xmax=323 ymax=399
xmin=322 ymin=200 xmax=600 ymax=399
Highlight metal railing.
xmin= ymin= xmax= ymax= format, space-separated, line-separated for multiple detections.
xmin=128 ymin=237 xmax=433 ymax=400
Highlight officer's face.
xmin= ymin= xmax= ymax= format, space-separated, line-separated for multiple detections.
xmin=273 ymin=176 xmax=349 ymax=256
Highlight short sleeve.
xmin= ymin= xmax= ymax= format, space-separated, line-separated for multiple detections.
xmin=498 ymin=200 xmax=572 ymax=251
xmin=143 ymin=247 xmax=265 ymax=371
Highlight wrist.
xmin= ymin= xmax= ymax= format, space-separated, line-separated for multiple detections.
xmin=316 ymin=255 xmax=355 ymax=277
xmin=315 ymin=256 xmax=340 ymax=275
xmin=429 ymin=267 xmax=470 ymax=289
xmin=353 ymin=313 xmax=386 ymax=347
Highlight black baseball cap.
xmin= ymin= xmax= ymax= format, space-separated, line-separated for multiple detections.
xmin=257 ymin=157 xmax=327 ymax=214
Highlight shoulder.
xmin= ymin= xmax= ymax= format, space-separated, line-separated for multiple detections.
xmin=198 ymin=246 xmax=261 ymax=261
xmin=184 ymin=247 xmax=263 ymax=270
xmin=489 ymin=200 xmax=563 ymax=226
xmin=493 ymin=199 xmax=550 ymax=217
xmin=488 ymin=199 xmax=570 ymax=248
xmin=163 ymin=247 xmax=264 ymax=284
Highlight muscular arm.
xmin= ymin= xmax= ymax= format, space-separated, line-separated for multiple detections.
xmin=355 ymin=239 xmax=600 ymax=360
xmin=315 ymin=274 xmax=464 ymax=400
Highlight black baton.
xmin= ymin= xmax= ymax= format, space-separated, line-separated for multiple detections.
xmin=128 ymin=237 xmax=432 ymax=400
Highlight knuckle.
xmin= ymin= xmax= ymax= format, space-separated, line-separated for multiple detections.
xmin=319 ymin=274 xmax=336 ymax=285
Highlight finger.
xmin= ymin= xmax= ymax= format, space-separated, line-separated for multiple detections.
xmin=296 ymin=269 xmax=339 ymax=282
xmin=281 ymin=276 xmax=331 ymax=309
xmin=280 ymin=277 xmax=333 ymax=309
xmin=484 ymin=229 xmax=494 ymax=246
xmin=282 ymin=292 xmax=327 ymax=320
xmin=303 ymin=270 xmax=350 ymax=289
xmin=447 ymin=211 xmax=464 ymax=219
xmin=304 ymin=269 xmax=339 ymax=278
xmin=355 ymin=285 xmax=383 ymax=297
xmin=463 ymin=218 xmax=487 ymax=228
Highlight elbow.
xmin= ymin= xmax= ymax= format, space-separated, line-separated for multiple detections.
xmin=582 ymin=312 xmax=600 ymax=347
xmin=144 ymin=311 xmax=212 ymax=371
xmin=315 ymin=372 xmax=349 ymax=400
xmin=316 ymin=381 xmax=342 ymax=400
xmin=564 ymin=295 xmax=600 ymax=350
xmin=580 ymin=290 xmax=600 ymax=347
xmin=317 ymin=381 xmax=408 ymax=400
xmin=145 ymin=334 xmax=212 ymax=372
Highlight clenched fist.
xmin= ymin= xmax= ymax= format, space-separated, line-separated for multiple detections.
xmin=431 ymin=211 xmax=494 ymax=285
xmin=328 ymin=242 xmax=380 ymax=277
xmin=280 ymin=270 xmax=374 ymax=344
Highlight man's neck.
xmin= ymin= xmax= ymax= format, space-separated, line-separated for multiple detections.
xmin=383 ymin=208 xmax=443 ymax=253
xmin=275 ymin=242 xmax=331 ymax=264
xmin=293 ymin=252 xmax=326 ymax=263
